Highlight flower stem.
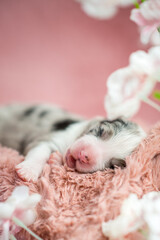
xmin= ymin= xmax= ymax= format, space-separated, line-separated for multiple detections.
xmin=10 ymin=235 xmax=17 ymax=240
xmin=142 ymin=97 xmax=160 ymax=112
xmin=12 ymin=217 xmax=43 ymax=240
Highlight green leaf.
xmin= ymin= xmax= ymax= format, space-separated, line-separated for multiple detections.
xmin=134 ymin=1 xmax=140 ymax=8
xmin=158 ymin=26 xmax=160 ymax=33
xmin=153 ymin=91 xmax=160 ymax=101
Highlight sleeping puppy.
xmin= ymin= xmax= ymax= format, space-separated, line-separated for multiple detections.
xmin=0 ymin=104 xmax=146 ymax=182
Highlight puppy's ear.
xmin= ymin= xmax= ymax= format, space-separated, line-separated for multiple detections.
xmin=110 ymin=158 xmax=126 ymax=169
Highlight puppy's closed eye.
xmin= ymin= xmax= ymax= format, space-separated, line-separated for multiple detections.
xmin=109 ymin=158 xmax=126 ymax=169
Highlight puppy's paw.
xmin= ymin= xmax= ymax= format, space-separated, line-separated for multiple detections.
xmin=15 ymin=161 xmax=41 ymax=182
xmin=48 ymin=151 xmax=63 ymax=165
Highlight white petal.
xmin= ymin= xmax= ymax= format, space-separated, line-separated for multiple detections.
xmin=149 ymin=233 xmax=160 ymax=240
xmin=21 ymin=194 xmax=41 ymax=209
xmin=81 ymin=2 xmax=117 ymax=19
xmin=149 ymin=46 xmax=160 ymax=62
xmin=154 ymin=200 xmax=160 ymax=214
xmin=7 ymin=186 xmax=29 ymax=205
xmin=118 ymin=0 xmax=133 ymax=7
xmin=20 ymin=209 xmax=37 ymax=226
xmin=140 ymin=0 xmax=160 ymax=20
xmin=105 ymin=95 xmax=140 ymax=119
xmin=142 ymin=191 xmax=160 ymax=201
xmin=102 ymin=218 xmax=130 ymax=238
xmin=129 ymin=50 xmax=154 ymax=74
xmin=102 ymin=194 xmax=145 ymax=239
xmin=1 ymin=221 xmax=10 ymax=240
xmin=107 ymin=67 xmax=133 ymax=101
xmin=0 ymin=203 xmax=14 ymax=219
xmin=145 ymin=214 xmax=160 ymax=233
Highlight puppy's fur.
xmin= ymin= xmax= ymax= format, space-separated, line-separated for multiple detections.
xmin=0 ymin=104 xmax=146 ymax=182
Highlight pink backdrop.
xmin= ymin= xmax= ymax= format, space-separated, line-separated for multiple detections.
xmin=0 ymin=0 xmax=159 ymax=129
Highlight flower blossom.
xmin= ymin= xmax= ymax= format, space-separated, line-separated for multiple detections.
xmin=130 ymin=0 xmax=160 ymax=45
xmin=76 ymin=0 xmax=133 ymax=19
xmin=0 ymin=186 xmax=41 ymax=240
xmin=102 ymin=191 xmax=160 ymax=240
xmin=104 ymin=46 xmax=160 ymax=119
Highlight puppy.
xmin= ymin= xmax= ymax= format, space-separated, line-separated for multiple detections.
xmin=0 ymin=104 xmax=146 ymax=182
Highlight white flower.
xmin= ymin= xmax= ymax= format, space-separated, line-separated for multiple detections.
xmin=142 ymin=192 xmax=160 ymax=240
xmin=130 ymin=0 xmax=160 ymax=45
xmin=0 ymin=186 xmax=41 ymax=239
xmin=102 ymin=194 xmax=144 ymax=239
xmin=102 ymin=191 xmax=160 ymax=240
xmin=76 ymin=0 xmax=133 ymax=19
xmin=104 ymin=46 xmax=160 ymax=119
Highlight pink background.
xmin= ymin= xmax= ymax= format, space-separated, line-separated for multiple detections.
xmin=0 ymin=0 xmax=159 ymax=130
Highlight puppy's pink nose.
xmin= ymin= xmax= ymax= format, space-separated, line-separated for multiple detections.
xmin=66 ymin=149 xmax=89 ymax=169
xmin=78 ymin=150 xmax=89 ymax=164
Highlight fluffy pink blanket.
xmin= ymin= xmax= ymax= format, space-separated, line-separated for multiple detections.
xmin=0 ymin=122 xmax=160 ymax=240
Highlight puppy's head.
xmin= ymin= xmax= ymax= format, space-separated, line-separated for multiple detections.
xmin=65 ymin=118 xmax=146 ymax=173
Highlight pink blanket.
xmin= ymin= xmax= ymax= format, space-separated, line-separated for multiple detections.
xmin=0 ymin=122 xmax=160 ymax=240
